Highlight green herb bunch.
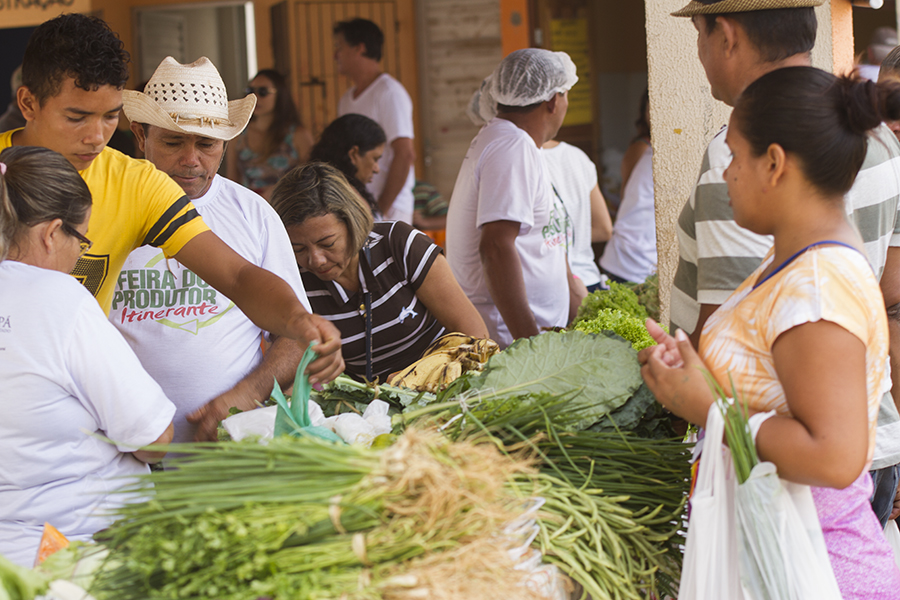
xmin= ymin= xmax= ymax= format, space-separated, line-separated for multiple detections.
xmin=573 ymin=308 xmax=661 ymax=351
xmin=574 ymin=281 xmax=649 ymax=326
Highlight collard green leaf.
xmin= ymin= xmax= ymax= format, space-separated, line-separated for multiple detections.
xmin=590 ymin=381 xmax=657 ymax=432
xmin=465 ymin=330 xmax=642 ymax=431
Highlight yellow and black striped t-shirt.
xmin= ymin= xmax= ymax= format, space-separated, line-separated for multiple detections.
xmin=0 ymin=130 xmax=209 ymax=314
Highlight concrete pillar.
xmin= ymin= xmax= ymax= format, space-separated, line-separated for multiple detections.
xmin=645 ymin=0 xmax=854 ymax=325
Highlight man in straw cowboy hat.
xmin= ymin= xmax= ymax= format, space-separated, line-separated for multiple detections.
xmin=107 ymin=57 xmax=311 ymax=445
xmin=2 ymin=13 xmax=343 ymax=384
xmin=654 ymin=0 xmax=900 ymax=536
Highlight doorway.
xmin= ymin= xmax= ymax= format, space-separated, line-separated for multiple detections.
xmin=133 ymin=1 xmax=257 ymax=99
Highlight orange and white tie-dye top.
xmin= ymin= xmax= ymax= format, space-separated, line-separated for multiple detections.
xmin=699 ymin=245 xmax=890 ymax=464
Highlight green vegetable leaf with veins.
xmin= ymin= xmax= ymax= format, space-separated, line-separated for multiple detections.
xmin=464 ymin=330 xmax=642 ymax=431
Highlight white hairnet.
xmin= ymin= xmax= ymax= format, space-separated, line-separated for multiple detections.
xmin=469 ymin=49 xmax=577 ymax=126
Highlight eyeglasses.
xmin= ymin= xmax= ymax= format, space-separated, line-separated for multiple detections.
xmin=246 ymin=86 xmax=277 ymax=98
xmin=62 ymin=223 xmax=93 ymax=256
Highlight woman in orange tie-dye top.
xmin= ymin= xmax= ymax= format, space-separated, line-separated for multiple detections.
xmin=641 ymin=67 xmax=900 ymax=599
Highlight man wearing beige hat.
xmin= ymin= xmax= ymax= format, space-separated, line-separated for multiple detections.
xmin=109 ymin=56 xmax=310 ymax=444
xmin=3 ymin=14 xmax=343 ymax=385
xmin=659 ymin=0 xmax=900 ymax=532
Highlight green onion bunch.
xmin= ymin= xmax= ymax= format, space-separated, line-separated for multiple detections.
xmin=91 ymin=430 xmax=541 ymax=600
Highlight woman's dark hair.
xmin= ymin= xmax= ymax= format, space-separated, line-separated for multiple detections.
xmin=271 ymin=162 xmax=374 ymax=258
xmin=250 ymin=69 xmax=300 ymax=158
xmin=700 ymin=6 xmax=816 ymax=63
xmin=0 ymin=146 xmax=92 ymax=260
xmin=310 ymin=114 xmax=386 ymax=212
xmin=732 ymin=66 xmax=900 ymax=197
xmin=22 ymin=13 xmax=130 ymax=104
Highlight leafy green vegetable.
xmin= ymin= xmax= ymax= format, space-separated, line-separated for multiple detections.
xmin=590 ymin=382 xmax=676 ymax=439
xmin=460 ymin=330 xmax=642 ymax=431
xmin=0 ymin=552 xmax=48 ymax=600
xmin=574 ymin=308 xmax=659 ymax=350
xmin=574 ymin=280 xmax=648 ymax=326
xmin=629 ymin=273 xmax=661 ymax=323
xmin=312 ymin=375 xmax=434 ymax=414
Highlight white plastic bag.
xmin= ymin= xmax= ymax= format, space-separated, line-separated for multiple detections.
xmin=682 ymin=403 xmax=842 ymax=600
xmin=678 ymin=403 xmax=746 ymax=600
xmin=735 ymin=462 xmax=842 ymax=600
xmin=884 ymin=519 xmax=900 ymax=571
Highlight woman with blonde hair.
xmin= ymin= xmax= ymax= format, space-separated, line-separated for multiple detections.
xmin=0 ymin=146 xmax=174 ymax=566
xmin=271 ymin=162 xmax=487 ymax=382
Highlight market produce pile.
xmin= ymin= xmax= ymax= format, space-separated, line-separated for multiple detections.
xmin=89 ymin=429 xmax=558 ymax=600
xmin=4 ymin=277 xmax=692 ymax=600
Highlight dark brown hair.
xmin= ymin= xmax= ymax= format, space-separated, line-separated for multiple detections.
xmin=699 ymin=4 xmax=816 ymax=63
xmin=732 ymin=66 xmax=900 ymax=196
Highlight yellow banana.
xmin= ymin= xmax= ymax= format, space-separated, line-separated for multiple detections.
xmin=393 ymin=351 xmax=456 ymax=391
xmin=422 ymin=332 xmax=478 ymax=357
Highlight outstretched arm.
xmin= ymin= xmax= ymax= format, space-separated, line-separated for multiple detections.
xmin=174 ymin=231 xmax=343 ymax=382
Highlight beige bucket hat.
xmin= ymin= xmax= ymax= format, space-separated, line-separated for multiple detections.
xmin=672 ymin=0 xmax=824 ymax=17
xmin=123 ymin=56 xmax=256 ymax=141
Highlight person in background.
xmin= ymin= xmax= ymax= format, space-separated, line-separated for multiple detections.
xmin=5 ymin=14 xmax=343 ymax=383
xmin=643 ymin=66 xmax=900 ymax=600
xmin=858 ymin=26 xmax=899 ymax=82
xmin=0 ymin=146 xmax=174 ymax=566
xmin=117 ymin=57 xmax=310 ymax=445
xmin=309 ymin=113 xmax=386 ymax=217
xmin=0 ymin=66 xmax=25 ymax=134
xmin=334 ymin=18 xmax=416 ymax=224
xmin=271 ymin=162 xmax=487 ymax=383
xmin=226 ymin=69 xmax=314 ymax=201
xmin=668 ymin=0 xmax=900 ymax=534
xmin=599 ymin=92 xmax=656 ymax=285
xmin=879 ymin=45 xmax=900 ymax=141
xmin=447 ymin=49 xmax=583 ymax=348
xmin=541 ymin=139 xmax=612 ymax=292
xmin=619 ymin=90 xmax=650 ymax=193
xmin=411 ymin=180 xmax=448 ymax=235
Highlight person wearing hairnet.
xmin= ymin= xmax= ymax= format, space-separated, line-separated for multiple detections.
xmin=445 ymin=49 xmax=584 ymax=349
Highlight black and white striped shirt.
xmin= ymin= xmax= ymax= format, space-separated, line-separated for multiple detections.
xmin=302 ymin=221 xmax=444 ymax=382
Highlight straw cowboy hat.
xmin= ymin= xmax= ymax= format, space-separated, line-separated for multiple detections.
xmin=123 ymin=56 xmax=256 ymax=141
xmin=672 ymin=0 xmax=824 ymax=17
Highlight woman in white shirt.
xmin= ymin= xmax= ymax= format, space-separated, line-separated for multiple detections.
xmin=0 ymin=146 xmax=175 ymax=566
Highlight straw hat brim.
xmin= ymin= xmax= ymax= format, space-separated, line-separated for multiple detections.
xmin=122 ymin=90 xmax=257 ymax=141
xmin=672 ymin=0 xmax=824 ymax=17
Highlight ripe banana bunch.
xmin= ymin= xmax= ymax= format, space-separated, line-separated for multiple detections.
xmin=391 ymin=332 xmax=500 ymax=393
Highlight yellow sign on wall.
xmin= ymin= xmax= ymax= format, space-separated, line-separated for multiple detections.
xmin=0 ymin=0 xmax=90 ymax=29
xmin=550 ymin=17 xmax=591 ymax=126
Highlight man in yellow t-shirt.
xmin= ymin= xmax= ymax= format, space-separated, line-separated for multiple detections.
xmin=6 ymin=13 xmax=343 ymax=383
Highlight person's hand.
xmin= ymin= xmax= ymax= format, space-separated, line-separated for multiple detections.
xmin=187 ymin=388 xmax=261 ymax=442
xmin=286 ymin=313 xmax=345 ymax=385
xmin=891 ymin=478 xmax=900 ymax=521
xmin=640 ymin=328 xmax=715 ymax=426
xmin=637 ymin=319 xmax=684 ymax=369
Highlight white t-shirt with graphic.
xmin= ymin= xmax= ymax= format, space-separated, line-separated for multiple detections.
xmin=542 ymin=141 xmax=601 ymax=286
xmin=446 ymin=117 xmax=569 ymax=347
xmin=338 ymin=73 xmax=415 ymax=224
xmin=110 ymin=175 xmax=309 ymax=443
xmin=0 ymin=262 xmax=175 ymax=566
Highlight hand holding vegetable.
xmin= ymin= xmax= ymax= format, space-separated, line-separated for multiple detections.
xmin=640 ymin=328 xmax=715 ymax=426
xmin=285 ymin=313 xmax=344 ymax=385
